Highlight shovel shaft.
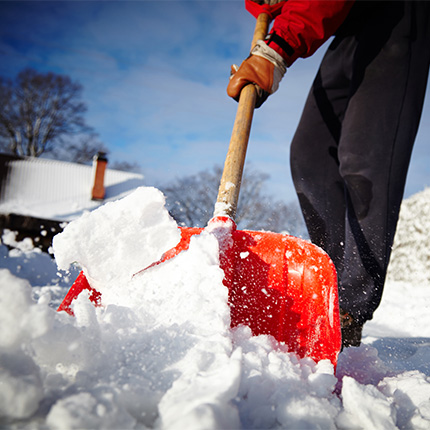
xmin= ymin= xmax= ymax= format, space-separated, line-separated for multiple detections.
xmin=251 ymin=12 xmax=271 ymax=50
xmin=214 ymin=85 xmax=257 ymax=219
xmin=214 ymin=12 xmax=270 ymax=220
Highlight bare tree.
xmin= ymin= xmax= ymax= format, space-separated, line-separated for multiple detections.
xmin=160 ymin=165 xmax=307 ymax=237
xmin=53 ymin=133 xmax=110 ymax=164
xmin=0 ymin=68 xmax=90 ymax=157
xmin=109 ymin=160 xmax=142 ymax=173
xmin=161 ymin=167 xmax=221 ymax=228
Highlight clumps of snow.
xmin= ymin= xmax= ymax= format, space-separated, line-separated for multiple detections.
xmin=0 ymin=270 xmax=52 ymax=420
xmin=338 ymin=376 xmax=397 ymax=428
xmin=1 ymin=229 xmax=79 ymax=291
xmin=387 ymin=187 xmax=430 ymax=284
xmin=232 ymin=327 xmax=339 ymax=429
xmin=335 ymin=346 xmax=430 ymax=429
xmin=2 ymin=229 xmax=36 ymax=253
xmin=213 ymin=201 xmax=233 ymax=217
xmin=52 ymin=187 xmax=181 ymax=294
xmin=379 ymin=371 xmax=430 ymax=428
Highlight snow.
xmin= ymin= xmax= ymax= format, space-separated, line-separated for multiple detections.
xmin=1 ymin=185 xmax=430 ymax=429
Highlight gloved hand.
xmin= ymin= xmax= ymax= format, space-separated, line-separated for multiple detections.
xmin=227 ymin=40 xmax=287 ymax=108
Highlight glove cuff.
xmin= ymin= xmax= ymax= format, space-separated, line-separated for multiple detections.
xmin=251 ymin=40 xmax=287 ymax=75
xmin=251 ymin=40 xmax=287 ymax=94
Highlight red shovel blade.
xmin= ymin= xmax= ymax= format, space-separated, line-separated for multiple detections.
xmin=58 ymin=217 xmax=341 ymax=366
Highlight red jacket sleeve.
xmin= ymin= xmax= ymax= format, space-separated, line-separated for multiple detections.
xmin=267 ymin=0 xmax=355 ymax=66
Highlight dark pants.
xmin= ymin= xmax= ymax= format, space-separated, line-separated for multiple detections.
xmin=290 ymin=1 xmax=430 ymax=324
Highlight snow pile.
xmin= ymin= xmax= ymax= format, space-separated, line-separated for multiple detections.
xmin=387 ymin=187 xmax=430 ymax=284
xmin=53 ymin=187 xmax=181 ymax=297
xmin=1 ymin=185 xmax=430 ymax=429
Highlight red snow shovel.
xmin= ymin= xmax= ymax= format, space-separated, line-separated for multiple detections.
xmin=58 ymin=6 xmax=342 ymax=367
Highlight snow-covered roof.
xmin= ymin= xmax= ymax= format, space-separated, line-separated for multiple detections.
xmin=0 ymin=154 xmax=145 ymax=221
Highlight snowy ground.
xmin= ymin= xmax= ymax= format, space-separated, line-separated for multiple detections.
xmin=1 ymin=186 xmax=430 ymax=429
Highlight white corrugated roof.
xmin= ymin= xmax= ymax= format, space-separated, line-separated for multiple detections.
xmin=0 ymin=156 xmax=145 ymax=221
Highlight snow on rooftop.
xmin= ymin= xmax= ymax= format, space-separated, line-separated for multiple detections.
xmin=0 ymin=156 xmax=145 ymax=221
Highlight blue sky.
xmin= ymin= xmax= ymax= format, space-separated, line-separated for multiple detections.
xmin=1 ymin=0 xmax=429 ymax=204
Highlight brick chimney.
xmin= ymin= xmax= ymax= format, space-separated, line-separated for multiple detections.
xmin=91 ymin=152 xmax=108 ymax=200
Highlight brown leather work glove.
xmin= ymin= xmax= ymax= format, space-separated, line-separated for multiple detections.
xmin=227 ymin=40 xmax=287 ymax=108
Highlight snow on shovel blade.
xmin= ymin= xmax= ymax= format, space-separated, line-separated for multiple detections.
xmin=57 ymin=216 xmax=341 ymax=367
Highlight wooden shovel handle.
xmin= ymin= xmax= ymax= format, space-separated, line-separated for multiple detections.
xmin=214 ymin=13 xmax=270 ymax=220
xmin=251 ymin=12 xmax=271 ymax=50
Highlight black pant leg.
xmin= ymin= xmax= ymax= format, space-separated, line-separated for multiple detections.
xmin=290 ymin=41 xmax=353 ymax=273
xmin=291 ymin=1 xmax=430 ymax=323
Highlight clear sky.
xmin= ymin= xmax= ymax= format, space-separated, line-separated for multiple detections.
xmin=1 ymin=0 xmax=429 ymax=204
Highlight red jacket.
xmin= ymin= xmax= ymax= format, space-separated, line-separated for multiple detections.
xmin=265 ymin=0 xmax=355 ymax=66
